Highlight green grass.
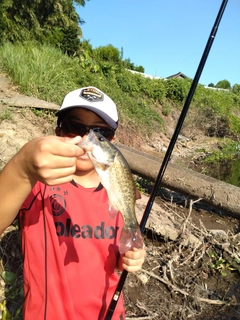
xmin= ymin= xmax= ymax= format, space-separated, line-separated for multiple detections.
xmin=0 ymin=42 xmax=165 ymax=136
xmin=204 ymin=139 xmax=240 ymax=163
xmin=1 ymin=41 xmax=240 ymax=141
xmin=0 ymin=108 xmax=13 ymax=122
xmin=0 ymin=42 xmax=79 ymax=104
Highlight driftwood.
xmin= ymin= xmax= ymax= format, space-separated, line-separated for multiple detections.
xmin=117 ymin=143 xmax=240 ymax=218
xmin=135 ymin=193 xmax=202 ymax=246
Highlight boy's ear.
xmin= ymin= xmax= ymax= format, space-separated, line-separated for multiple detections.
xmin=55 ymin=127 xmax=61 ymax=136
xmin=111 ymin=134 xmax=117 ymax=143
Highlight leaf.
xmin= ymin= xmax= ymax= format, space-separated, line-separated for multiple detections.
xmin=14 ymin=305 xmax=23 ymax=317
xmin=208 ymin=251 xmax=216 ymax=258
xmin=1 ymin=271 xmax=17 ymax=284
xmin=0 ymin=301 xmax=11 ymax=320
xmin=18 ymin=285 xmax=24 ymax=297
xmin=220 ymin=270 xmax=227 ymax=277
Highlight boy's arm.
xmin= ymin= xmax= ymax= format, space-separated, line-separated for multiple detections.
xmin=0 ymin=154 xmax=33 ymax=234
xmin=0 ymin=135 xmax=83 ymax=234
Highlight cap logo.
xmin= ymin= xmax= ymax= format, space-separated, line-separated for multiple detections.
xmin=80 ymin=87 xmax=104 ymax=102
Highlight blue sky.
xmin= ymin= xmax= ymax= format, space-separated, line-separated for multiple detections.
xmin=76 ymin=0 xmax=239 ymax=87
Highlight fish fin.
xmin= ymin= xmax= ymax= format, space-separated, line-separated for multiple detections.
xmin=108 ymin=202 xmax=118 ymax=220
xmin=118 ymin=227 xmax=143 ymax=254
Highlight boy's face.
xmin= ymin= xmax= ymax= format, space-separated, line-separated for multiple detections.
xmin=55 ymin=108 xmax=116 ymax=173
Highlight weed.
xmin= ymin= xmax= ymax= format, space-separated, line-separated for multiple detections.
xmin=0 ymin=270 xmax=23 ymax=319
xmin=204 ymin=140 xmax=239 ymax=163
xmin=208 ymin=251 xmax=239 ymax=276
xmin=134 ymin=176 xmax=153 ymax=194
xmin=0 ymin=109 xmax=12 ymax=122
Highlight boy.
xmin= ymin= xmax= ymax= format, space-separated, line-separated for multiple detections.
xmin=0 ymin=86 xmax=146 ymax=320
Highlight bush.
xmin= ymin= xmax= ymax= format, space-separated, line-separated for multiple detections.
xmin=93 ymin=45 xmax=121 ymax=64
xmin=164 ymin=78 xmax=191 ymax=104
xmin=216 ymin=79 xmax=231 ymax=89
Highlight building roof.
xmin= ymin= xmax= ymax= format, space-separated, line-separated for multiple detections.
xmin=165 ymin=72 xmax=189 ymax=80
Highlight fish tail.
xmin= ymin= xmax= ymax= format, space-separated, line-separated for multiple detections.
xmin=119 ymin=227 xmax=144 ymax=254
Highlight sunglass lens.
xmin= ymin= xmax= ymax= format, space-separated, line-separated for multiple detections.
xmin=61 ymin=121 xmax=114 ymax=140
xmin=93 ymin=128 xmax=114 ymax=141
xmin=61 ymin=121 xmax=86 ymax=137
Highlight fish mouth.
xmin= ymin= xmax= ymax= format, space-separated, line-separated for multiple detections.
xmin=90 ymin=149 xmax=110 ymax=166
xmin=77 ymin=149 xmax=99 ymax=163
xmin=78 ymin=151 xmax=91 ymax=160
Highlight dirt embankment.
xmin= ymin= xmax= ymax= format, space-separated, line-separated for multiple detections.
xmin=0 ymin=73 xmax=240 ymax=320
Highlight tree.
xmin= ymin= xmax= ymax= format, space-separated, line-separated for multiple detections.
xmin=0 ymin=0 xmax=88 ymax=55
xmin=232 ymin=84 xmax=240 ymax=95
xmin=208 ymin=83 xmax=215 ymax=87
xmin=122 ymin=58 xmax=145 ymax=73
xmin=122 ymin=58 xmax=135 ymax=70
xmin=93 ymin=45 xmax=121 ymax=64
xmin=215 ymin=79 xmax=231 ymax=90
xmin=134 ymin=65 xmax=144 ymax=73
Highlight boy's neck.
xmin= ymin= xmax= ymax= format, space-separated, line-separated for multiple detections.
xmin=73 ymin=170 xmax=100 ymax=188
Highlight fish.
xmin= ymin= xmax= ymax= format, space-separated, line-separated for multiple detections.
xmin=79 ymin=129 xmax=144 ymax=254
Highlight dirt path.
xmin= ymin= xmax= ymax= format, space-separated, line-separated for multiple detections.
xmin=0 ymin=73 xmax=240 ymax=319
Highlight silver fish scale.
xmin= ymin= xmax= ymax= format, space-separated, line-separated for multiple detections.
xmin=79 ymin=130 xmax=140 ymax=234
xmin=102 ymin=151 xmax=138 ymax=230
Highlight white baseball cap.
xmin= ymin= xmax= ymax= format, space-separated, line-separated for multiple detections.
xmin=56 ymin=87 xmax=118 ymax=129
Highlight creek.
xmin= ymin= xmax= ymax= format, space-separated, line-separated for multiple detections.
xmin=203 ymin=156 xmax=240 ymax=187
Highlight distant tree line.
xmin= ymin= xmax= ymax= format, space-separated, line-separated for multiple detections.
xmin=0 ymin=0 xmax=87 ymax=55
xmin=0 ymin=0 xmax=238 ymax=86
xmin=0 ymin=0 xmax=144 ymax=72
xmin=207 ymin=80 xmax=240 ymax=92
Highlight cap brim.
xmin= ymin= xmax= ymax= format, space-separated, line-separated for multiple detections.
xmin=56 ymin=105 xmax=118 ymax=129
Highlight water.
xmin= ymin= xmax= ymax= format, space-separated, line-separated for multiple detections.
xmin=204 ymin=156 xmax=240 ymax=187
xmin=195 ymin=157 xmax=240 ymax=319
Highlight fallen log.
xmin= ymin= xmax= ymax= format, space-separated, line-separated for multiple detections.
xmin=116 ymin=142 xmax=240 ymax=218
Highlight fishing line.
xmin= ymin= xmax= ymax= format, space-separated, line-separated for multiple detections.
xmin=104 ymin=0 xmax=229 ymax=318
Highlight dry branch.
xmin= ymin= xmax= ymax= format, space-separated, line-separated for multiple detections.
xmin=141 ymin=269 xmax=226 ymax=305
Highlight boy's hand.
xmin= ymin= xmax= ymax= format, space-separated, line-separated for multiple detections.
xmin=17 ymin=135 xmax=84 ymax=186
xmin=119 ymin=247 xmax=146 ymax=273
xmin=0 ymin=135 xmax=85 ymax=233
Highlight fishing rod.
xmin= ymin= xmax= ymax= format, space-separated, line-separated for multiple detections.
xmin=104 ymin=0 xmax=229 ymax=319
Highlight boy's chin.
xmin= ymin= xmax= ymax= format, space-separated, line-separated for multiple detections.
xmin=75 ymin=158 xmax=94 ymax=171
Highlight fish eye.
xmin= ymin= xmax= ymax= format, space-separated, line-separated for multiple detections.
xmin=99 ymin=137 xmax=104 ymax=142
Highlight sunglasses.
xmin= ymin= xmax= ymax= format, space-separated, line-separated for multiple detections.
xmin=60 ymin=120 xmax=115 ymax=141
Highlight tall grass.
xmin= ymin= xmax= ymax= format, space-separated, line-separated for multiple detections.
xmin=1 ymin=41 xmax=240 ymax=138
xmin=0 ymin=42 xmax=79 ymax=104
xmin=0 ymin=42 xmax=165 ymax=135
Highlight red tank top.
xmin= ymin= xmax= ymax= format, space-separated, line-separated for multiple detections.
xmin=19 ymin=181 xmax=125 ymax=320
